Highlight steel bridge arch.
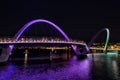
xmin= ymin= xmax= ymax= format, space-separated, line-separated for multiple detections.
xmin=86 ymin=28 xmax=110 ymax=52
xmin=9 ymin=19 xmax=80 ymax=54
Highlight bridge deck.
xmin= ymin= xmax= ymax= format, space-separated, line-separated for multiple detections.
xmin=0 ymin=41 xmax=86 ymax=46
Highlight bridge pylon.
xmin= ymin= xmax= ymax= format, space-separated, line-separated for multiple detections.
xmin=75 ymin=46 xmax=87 ymax=59
xmin=0 ymin=46 xmax=11 ymax=63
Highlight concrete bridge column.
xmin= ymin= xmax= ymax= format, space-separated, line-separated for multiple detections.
xmin=67 ymin=46 xmax=71 ymax=60
xmin=75 ymin=46 xmax=87 ymax=59
xmin=49 ymin=49 xmax=53 ymax=61
xmin=0 ymin=46 xmax=10 ymax=63
xmin=75 ymin=47 xmax=81 ymax=55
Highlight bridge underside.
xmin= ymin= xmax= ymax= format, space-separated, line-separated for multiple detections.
xmin=0 ymin=44 xmax=86 ymax=62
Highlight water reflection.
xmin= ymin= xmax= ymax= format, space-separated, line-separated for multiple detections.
xmin=69 ymin=56 xmax=91 ymax=80
xmin=0 ymin=63 xmax=15 ymax=80
xmin=112 ymin=60 xmax=119 ymax=79
xmin=89 ymin=53 xmax=120 ymax=80
xmin=0 ymin=53 xmax=120 ymax=80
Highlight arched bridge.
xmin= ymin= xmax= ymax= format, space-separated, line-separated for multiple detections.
xmin=0 ymin=19 xmax=110 ymax=62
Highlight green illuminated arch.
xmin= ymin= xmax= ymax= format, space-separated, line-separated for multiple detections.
xmin=87 ymin=28 xmax=110 ymax=52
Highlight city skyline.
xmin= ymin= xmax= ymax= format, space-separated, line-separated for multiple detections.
xmin=1 ymin=0 xmax=120 ymax=42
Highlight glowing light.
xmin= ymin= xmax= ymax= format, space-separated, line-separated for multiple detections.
xmin=24 ymin=49 xmax=29 ymax=64
xmin=111 ymin=46 xmax=114 ymax=49
xmin=9 ymin=19 xmax=82 ymax=54
xmin=86 ymin=28 xmax=110 ymax=52
xmin=104 ymin=28 xmax=110 ymax=52
xmin=107 ymin=50 xmax=118 ymax=54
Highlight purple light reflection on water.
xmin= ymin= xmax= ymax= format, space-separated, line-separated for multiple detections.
xmin=0 ymin=54 xmax=120 ymax=80
xmin=69 ymin=56 xmax=91 ymax=80
xmin=0 ymin=56 xmax=91 ymax=80
xmin=0 ymin=64 xmax=15 ymax=80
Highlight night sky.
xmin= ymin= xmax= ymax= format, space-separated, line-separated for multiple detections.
xmin=1 ymin=0 xmax=120 ymax=42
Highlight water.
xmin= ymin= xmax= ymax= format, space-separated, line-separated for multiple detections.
xmin=0 ymin=53 xmax=120 ymax=80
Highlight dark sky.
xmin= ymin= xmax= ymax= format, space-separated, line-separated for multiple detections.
xmin=0 ymin=0 xmax=120 ymax=42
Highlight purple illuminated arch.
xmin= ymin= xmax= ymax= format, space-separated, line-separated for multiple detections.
xmin=9 ymin=19 xmax=79 ymax=54
xmin=14 ymin=19 xmax=70 ymax=41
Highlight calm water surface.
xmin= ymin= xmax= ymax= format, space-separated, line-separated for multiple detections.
xmin=0 ymin=53 xmax=120 ymax=80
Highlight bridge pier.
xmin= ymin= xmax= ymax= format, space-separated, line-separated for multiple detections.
xmin=49 ymin=49 xmax=53 ymax=61
xmin=67 ymin=47 xmax=71 ymax=60
xmin=24 ymin=49 xmax=29 ymax=64
xmin=75 ymin=46 xmax=87 ymax=59
xmin=0 ymin=46 xmax=10 ymax=63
